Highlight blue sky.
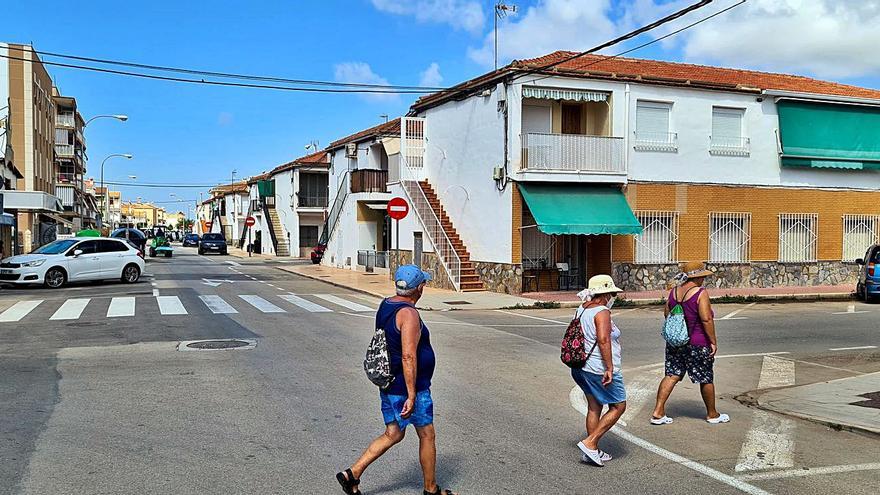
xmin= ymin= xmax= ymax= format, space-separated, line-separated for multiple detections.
xmin=5 ymin=0 xmax=879 ymax=212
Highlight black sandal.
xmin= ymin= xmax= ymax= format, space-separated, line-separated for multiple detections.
xmin=424 ymin=487 xmax=456 ymax=495
xmin=335 ymin=468 xmax=362 ymax=495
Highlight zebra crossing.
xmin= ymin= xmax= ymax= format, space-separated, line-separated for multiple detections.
xmin=0 ymin=292 xmax=377 ymax=323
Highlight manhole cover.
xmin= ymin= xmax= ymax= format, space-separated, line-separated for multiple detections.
xmin=177 ymin=339 xmax=257 ymax=351
xmin=444 ymin=301 xmax=472 ymax=305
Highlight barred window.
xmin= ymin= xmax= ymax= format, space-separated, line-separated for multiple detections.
xmin=842 ymin=214 xmax=879 ymax=262
xmin=778 ymin=213 xmax=818 ymax=262
xmin=709 ymin=212 xmax=751 ymax=263
xmin=634 ymin=211 xmax=679 ymax=264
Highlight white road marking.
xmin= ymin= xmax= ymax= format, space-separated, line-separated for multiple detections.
xmin=225 ymin=260 xmax=241 ymax=266
xmin=494 ymin=310 xmax=568 ymax=325
xmin=832 ymin=304 xmax=870 ymax=315
xmin=107 ymin=297 xmax=136 ymax=318
xmin=776 ymin=356 xmax=866 ymax=375
xmin=737 ymin=462 xmax=880 ymax=481
xmin=828 ymin=345 xmax=877 ymax=351
xmin=239 ymin=295 xmax=285 ymax=313
xmin=720 ymin=302 xmax=757 ymax=320
xmin=199 ymin=295 xmax=238 ymax=314
xmin=279 ymin=294 xmax=332 ymax=313
xmin=49 ymin=298 xmax=91 ymax=321
xmin=157 ymin=296 xmax=187 ymax=315
xmin=152 ymin=289 xmax=160 ymax=297
xmin=0 ymin=300 xmax=44 ymax=322
xmin=622 ymin=352 xmax=791 ymax=373
xmin=621 ymin=372 xmax=662 ymax=424
xmin=609 ymin=427 xmax=773 ymax=495
xmin=314 ymin=294 xmax=373 ymax=312
xmin=756 ymin=355 xmax=796 ymax=389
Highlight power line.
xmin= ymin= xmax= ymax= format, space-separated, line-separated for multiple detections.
xmin=0 ymin=53 xmax=436 ymax=94
xmin=102 ymin=181 xmax=221 ymax=188
xmin=14 ymin=46 xmax=447 ymax=91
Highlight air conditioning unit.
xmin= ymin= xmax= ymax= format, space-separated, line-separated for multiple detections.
xmin=345 ymin=143 xmax=358 ymax=158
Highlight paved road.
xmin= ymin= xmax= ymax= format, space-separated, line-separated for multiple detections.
xmin=1 ymin=247 xmax=878 ymax=494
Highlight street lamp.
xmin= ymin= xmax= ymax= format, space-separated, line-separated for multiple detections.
xmin=101 ymin=153 xmax=133 ymax=230
xmin=84 ymin=114 xmax=128 ymax=127
xmin=128 ymin=175 xmax=137 ymax=180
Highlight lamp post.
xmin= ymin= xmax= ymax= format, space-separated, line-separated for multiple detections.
xmin=84 ymin=114 xmax=128 ymax=127
xmin=100 ymin=153 xmax=132 ymax=231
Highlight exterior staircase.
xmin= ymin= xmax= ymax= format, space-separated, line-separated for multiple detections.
xmin=266 ymin=206 xmax=290 ymax=256
xmin=418 ymin=181 xmax=484 ymax=292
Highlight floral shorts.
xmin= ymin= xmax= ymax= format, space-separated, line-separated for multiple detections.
xmin=665 ymin=344 xmax=714 ymax=384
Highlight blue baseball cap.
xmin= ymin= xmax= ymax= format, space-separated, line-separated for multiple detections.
xmin=395 ymin=264 xmax=432 ymax=291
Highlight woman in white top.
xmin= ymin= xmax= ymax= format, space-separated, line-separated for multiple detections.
xmin=570 ymin=275 xmax=627 ymax=467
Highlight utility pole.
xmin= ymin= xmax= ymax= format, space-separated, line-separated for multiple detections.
xmin=494 ymin=2 xmax=517 ymax=70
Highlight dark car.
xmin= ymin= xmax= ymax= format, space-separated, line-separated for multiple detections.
xmin=198 ymin=233 xmax=228 ymax=255
xmin=856 ymin=244 xmax=880 ymax=302
xmin=182 ymin=233 xmax=200 ymax=247
xmin=111 ymin=228 xmax=147 ymax=254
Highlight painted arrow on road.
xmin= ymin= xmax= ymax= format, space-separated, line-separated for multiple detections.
xmin=201 ymin=278 xmax=235 ymax=287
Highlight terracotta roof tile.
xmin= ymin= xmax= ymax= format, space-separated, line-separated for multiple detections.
xmin=327 ymin=118 xmax=401 ymax=150
xmin=267 ymin=149 xmax=331 ymax=177
xmin=209 ymin=180 xmax=249 ymax=195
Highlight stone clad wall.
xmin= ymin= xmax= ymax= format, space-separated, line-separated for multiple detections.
xmin=474 ymin=261 xmax=523 ymax=294
xmin=613 ymin=261 xmax=860 ymax=292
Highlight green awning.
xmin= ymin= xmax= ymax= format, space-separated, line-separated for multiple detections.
xmin=777 ymin=100 xmax=880 ymax=169
xmin=257 ymin=179 xmax=275 ymax=198
xmin=518 ymin=183 xmax=642 ymax=235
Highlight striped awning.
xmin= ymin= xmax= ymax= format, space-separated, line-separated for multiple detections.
xmin=522 ymin=86 xmax=608 ymax=102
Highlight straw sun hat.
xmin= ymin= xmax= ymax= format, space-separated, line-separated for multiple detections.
xmin=678 ymin=261 xmax=714 ymax=280
xmin=586 ymin=274 xmax=623 ymax=295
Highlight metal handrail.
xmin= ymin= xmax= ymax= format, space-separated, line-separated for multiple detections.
xmin=319 ymin=170 xmax=350 ymax=245
xmin=398 ymin=156 xmax=461 ymax=291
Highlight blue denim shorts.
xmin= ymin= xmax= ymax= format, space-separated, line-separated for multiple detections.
xmin=571 ymin=369 xmax=627 ymax=405
xmin=380 ymin=389 xmax=434 ymax=429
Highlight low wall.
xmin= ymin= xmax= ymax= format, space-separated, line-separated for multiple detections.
xmin=389 ymin=250 xmax=524 ymax=293
xmin=612 ymin=261 xmax=860 ymax=292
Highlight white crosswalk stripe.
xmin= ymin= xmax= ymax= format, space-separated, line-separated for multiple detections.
xmin=313 ymin=294 xmax=373 ymax=312
xmin=50 ymin=298 xmax=91 ymax=321
xmin=107 ymin=297 xmax=136 ymax=318
xmin=239 ymin=295 xmax=285 ymax=313
xmin=199 ymin=295 xmax=238 ymax=314
xmin=278 ymin=294 xmax=332 ymax=313
xmin=157 ymin=296 xmax=187 ymax=315
xmin=0 ymin=300 xmax=44 ymax=322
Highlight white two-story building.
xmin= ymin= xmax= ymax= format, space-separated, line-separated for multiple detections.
xmin=384 ymin=52 xmax=880 ymax=294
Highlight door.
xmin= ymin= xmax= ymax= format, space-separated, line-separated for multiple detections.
xmin=413 ymin=232 xmax=423 ymax=268
xmin=561 ymin=104 xmax=583 ymax=134
xmin=65 ymin=240 xmax=100 ymax=280
xmin=97 ymin=239 xmax=129 ymax=278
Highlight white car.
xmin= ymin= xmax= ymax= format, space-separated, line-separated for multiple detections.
xmin=0 ymin=237 xmax=145 ymax=289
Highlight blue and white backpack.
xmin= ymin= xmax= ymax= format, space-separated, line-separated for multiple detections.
xmin=662 ymin=288 xmax=692 ymax=347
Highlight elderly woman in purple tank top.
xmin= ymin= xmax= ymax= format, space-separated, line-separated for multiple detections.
xmin=650 ymin=261 xmax=730 ymax=425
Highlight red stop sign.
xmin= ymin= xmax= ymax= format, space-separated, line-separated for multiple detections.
xmin=387 ymin=197 xmax=409 ymax=220
xmin=205 ymin=221 xmax=213 ymax=230
xmin=245 ymin=216 xmax=256 ymax=227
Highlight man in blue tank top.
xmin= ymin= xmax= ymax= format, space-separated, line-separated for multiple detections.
xmin=336 ymin=265 xmax=456 ymax=495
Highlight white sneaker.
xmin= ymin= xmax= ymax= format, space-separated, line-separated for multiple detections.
xmin=650 ymin=415 xmax=674 ymax=425
xmin=707 ymin=413 xmax=730 ymax=424
xmin=577 ymin=442 xmax=604 ymax=467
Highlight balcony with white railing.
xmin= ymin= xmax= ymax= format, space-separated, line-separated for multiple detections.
xmin=55 ymin=144 xmax=75 ymax=157
xmin=56 ymin=113 xmax=75 ymax=128
xmin=633 ymin=131 xmax=678 ymax=152
xmin=709 ymin=135 xmax=750 ymax=157
xmin=517 ymin=133 xmax=627 ymax=183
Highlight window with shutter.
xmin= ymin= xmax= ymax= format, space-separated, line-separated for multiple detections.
xmin=710 ymin=107 xmax=749 ymax=155
xmin=635 ymin=101 xmax=676 ymax=151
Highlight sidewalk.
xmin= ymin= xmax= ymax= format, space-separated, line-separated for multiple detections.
xmin=524 ymin=284 xmax=856 ymax=307
xmin=227 ymin=247 xmax=279 ymax=261
xmin=275 ymin=264 xmax=537 ymax=311
xmin=753 ymin=372 xmax=880 ymax=435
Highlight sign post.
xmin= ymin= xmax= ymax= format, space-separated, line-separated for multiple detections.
xmin=245 ymin=216 xmax=256 ymax=257
xmin=386 ymin=197 xmax=409 ymax=270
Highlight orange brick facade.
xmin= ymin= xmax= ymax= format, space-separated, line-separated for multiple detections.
xmin=614 ymin=182 xmax=880 ymax=263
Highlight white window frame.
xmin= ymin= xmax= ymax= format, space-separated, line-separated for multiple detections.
xmin=634 ymin=210 xmax=679 ymax=264
xmin=842 ymin=214 xmax=880 ymax=262
xmin=708 ymin=212 xmax=751 ymax=263
xmin=634 ymin=100 xmax=677 ymax=152
xmin=710 ymin=107 xmax=749 ymax=156
xmin=778 ymin=213 xmax=818 ymax=263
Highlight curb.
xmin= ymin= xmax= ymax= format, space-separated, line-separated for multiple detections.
xmin=272 ymin=265 xmax=386 ymax=300
xmin=737 ymin=390 xmax=880 ymax=437
xmin=539 ymin=292 xmax=855 ymax=309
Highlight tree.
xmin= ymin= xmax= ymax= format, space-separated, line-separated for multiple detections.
xmin=182 ymin=218 xmax=195 ymax=233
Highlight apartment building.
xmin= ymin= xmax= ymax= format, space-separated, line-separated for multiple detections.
xmin=1 ymin=88 xmax=23 ymax=257
xmin=120 ymin=201 xmax=161 ymax=229
xmin=53 ymin=89 xmax=89 ymax=232
xmin=0 ymin=43 xmax=66 ymax=253
xmin=380 ymin=52 xmax=880 ymax=293
xmin=206 ymin=181 xmax=248 ymax=242
xmin=321 ymin=119 xmax=401 ymax=271
xmin=94 ymin=186 xmax=122 ymax=229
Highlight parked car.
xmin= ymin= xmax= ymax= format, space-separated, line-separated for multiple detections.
xmin=111 ymin=228 xmax=147 ymax=253
xmin=198 ymin=233 xmax=228 ymax=255
xmin=0 ymin=237 xmax=145 ymax=289
xmin=856 ymin=244 xmax=880 ymax=302
xmin=182 ymin=233 xmax=200 ymax=247
xmin=310 ymin=243 xmax=326 ymax=264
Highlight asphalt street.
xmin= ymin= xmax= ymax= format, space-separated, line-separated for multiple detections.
xmin=1 ymin=247 xmax=878 ymax=494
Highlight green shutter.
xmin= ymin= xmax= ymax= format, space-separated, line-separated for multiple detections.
xmin=777 ymin=100 xmax=880 ymax=168
xmin=257 ymin=180 xmax=275 ymax=198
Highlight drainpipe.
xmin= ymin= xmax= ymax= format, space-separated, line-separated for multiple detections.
xmin=624 ymin=83 xmax=631 ymax=179
xmin=499 ymin=80 xmax=511 ymax=192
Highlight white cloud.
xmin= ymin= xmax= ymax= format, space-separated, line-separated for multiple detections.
xmin=371 ymin=0 xmax=485 ymax=34
xmin=467 ymin=0 xmax=618 ymax=67
xmin=333 ymin=62 xmax=398 ymax=102
xmin=419 ymin=62 xmax=444 ymax=87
